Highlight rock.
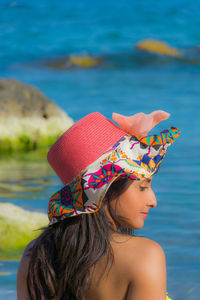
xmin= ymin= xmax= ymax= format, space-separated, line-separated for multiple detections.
xmin=0 ymin=78 xmax=67 ymax=118
xmin=135 ymin=39 xmax=180 ymax=57
xmin=0 ymin=202 xmax=48 ymax=260
xmin=68 ymin=55 xmax=102 ymax=68
xmin=45 ymin=54 xmax=102 ymax=70
xmin=0 ymin=78 xmax=74 ymax=153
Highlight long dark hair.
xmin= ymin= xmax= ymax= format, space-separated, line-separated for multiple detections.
xmin=27 ymin=177 xmax=133 ymax=300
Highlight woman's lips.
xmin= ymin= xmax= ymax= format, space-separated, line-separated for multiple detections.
xmin=140 ymin=212 xmax=148 ymax=218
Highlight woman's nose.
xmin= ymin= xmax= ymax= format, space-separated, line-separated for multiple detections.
xmin=148 ymin=189 xmax=157 ymax=208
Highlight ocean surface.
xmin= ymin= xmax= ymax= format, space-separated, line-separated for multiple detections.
xmin=0 ymin=1 xmax=200 ymax=299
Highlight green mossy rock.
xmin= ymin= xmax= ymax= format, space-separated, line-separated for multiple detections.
xmin=0 ymin=203 xmax=48 ymax=261
xmin=0 ymin=78 xmax=74 ymax=153
xmin=0 ymin=117 xmax=73 ymax=153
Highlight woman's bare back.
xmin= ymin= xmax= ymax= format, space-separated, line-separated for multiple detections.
xmin=17 ymin=234 xmax=167 ymax=300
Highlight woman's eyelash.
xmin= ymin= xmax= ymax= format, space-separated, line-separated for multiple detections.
xmin=139 ymin=186 xmax=147 ymax=191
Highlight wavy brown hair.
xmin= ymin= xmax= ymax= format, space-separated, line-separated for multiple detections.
xmin=27 ymin=177 xmax=134 ymax=300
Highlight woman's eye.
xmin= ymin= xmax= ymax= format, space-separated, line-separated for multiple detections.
xmin=139 ymin=186 xmax=147 ymax=191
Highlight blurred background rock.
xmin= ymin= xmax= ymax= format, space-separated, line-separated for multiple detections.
xmin=0 ymin=78 xmax=73 ymax=153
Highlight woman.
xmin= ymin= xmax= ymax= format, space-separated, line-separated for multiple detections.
xmin=17 ymin=110 xmax=180 ymax=300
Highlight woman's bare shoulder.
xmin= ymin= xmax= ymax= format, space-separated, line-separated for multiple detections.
xmin=111 ymin=233 xmax=164 ymax=254
xmin=111 ymin=233 xmax=166 ymax=277
xmin=17 ymin=239 xmax=36 ymax=300
xmin=18 ymin=239 xmax=35 ymax=267
xmin=19 ymin=239 xmax=36 ymax=268
xmin=111 ymin=233 xmax=167 ymax=299
xmin=127 ymin=235 xmax=166 ymax=273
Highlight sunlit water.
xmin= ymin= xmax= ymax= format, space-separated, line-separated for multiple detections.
xmin=0 ymin=0 xmax=200 ymax=299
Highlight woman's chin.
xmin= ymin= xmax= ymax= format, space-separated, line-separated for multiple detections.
xmin=133 ymin=223 xmax=144 ymax=230
xmin=126 ymin=219 xmax=144 ymax=230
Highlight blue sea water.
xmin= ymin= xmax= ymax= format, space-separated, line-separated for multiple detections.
xmin=0 ymin=0 xmax=200 ymax=299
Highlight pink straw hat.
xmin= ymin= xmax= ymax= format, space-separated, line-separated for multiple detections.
xmin=47 ymin=110 xmax=180 ymax=224
xmin=47 ymin=112 xmax=125 ymax=185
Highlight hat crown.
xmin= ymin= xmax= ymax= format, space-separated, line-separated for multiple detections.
xmin=47 ymin=112 xmax=125 ymax=185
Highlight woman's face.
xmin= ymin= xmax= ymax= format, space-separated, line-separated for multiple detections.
xmin=107 ymin=176 xmax=157 ymax=230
